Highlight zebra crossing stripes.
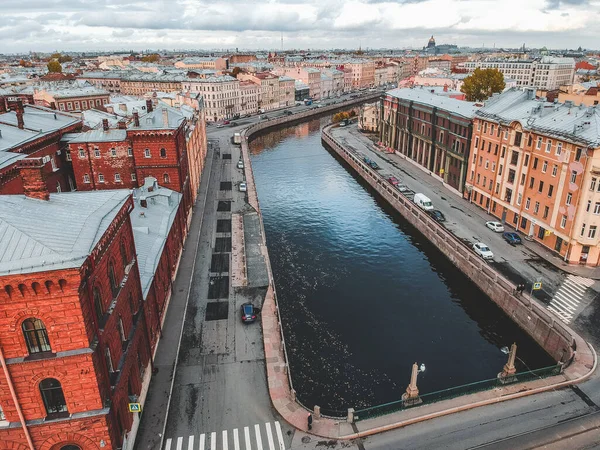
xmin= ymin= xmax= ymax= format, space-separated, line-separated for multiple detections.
xmin=547 ymin=274 xmax=594 ymax=324
xmin=164 ymin=421 xmax=286 ymax=450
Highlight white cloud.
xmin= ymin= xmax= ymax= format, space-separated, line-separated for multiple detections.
xmin=0 ymin=0 xmax=598 ymax=52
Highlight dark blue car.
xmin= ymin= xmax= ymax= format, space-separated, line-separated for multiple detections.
xmin=503 ymin=232 xmax=522 ymax=245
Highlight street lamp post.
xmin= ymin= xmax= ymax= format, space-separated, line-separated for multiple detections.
xmin=498 ymin=342 xmax=518 ymax=384
xmin=402 ymin=362 xmax=426 ymax=406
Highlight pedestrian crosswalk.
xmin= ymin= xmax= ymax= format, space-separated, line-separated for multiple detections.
xmin=547 ymin=275 xmax=594 ymax=324
xmin=165 ymin=421 xmax=286 ymax=450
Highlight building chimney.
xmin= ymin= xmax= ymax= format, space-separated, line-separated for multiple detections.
xmin=133 ymin=111 xmax=140 ymax=127
xmin=16 ymin=100 xmax=25 ymax=129
xmin=140 ymin=196 xmax=147 ymax=208
xmin=18 ymin=157 xmax=49 ymax=201
xmin=102 ymin=118 xmax=109 ymax=131
xmin=146 ymin=99 xmax=153 ymax=113
xmin=443 ymin=84 xmax=448 ymax=92
xmin=118 ymin=120 xmax=127 ymax=129
xmin=162 ymin=108 xmax=169 ymax=126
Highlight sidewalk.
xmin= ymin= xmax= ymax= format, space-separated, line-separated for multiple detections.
xmin=134 ymin=145 xmax=214 ymax=450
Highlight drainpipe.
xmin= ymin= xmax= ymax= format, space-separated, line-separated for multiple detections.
xmin=563 ymin=148 xmax=590 ymax=263
xmin=0 ymin=346 xmax=35 ymax=450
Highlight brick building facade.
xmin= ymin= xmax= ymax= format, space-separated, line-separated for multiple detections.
xmin=0 ymin=102 xmax=81 ymax=196
xmin=0 ymin=164 xmax=189 ymax=450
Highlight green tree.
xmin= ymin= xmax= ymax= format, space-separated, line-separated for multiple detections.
xmin=50 ymin=52 xmax=61 ymax=60
xmin=460 ymin=68 xmax=505 ymax=102
xmin=58 ymin=55 xmax=72 ymax=63
xmin=47 ymin=60 xmax=62 ymax=73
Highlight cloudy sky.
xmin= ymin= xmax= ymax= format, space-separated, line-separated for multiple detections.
xmin=1 ymin=0 xmax=599 ymax=53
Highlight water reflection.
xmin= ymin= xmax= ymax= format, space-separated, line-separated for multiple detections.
xmin=250 ymin=117 xmax=554 ymax=411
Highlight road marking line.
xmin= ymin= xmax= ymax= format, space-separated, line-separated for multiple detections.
xmin=553 ymin=295 xmax=579 ymax=309
xmin=551 ymin=298 xmax=577 ymax=311
xmin=223 ymin=430 xmax=228 ymax=450
xmin=255 ymin=424 xmax=263 ymax=450
xmin=233 ymin=428 xmax=240 ymax=450
xmin=568 ymin=275 xmax=595 ymax=287
xmin=563 ymin=280 xmax=586 ymax=293
xmin=265 ymin=423 xmax=275 ymax=450
xmin=548 ymin=304 xmax=573 ymax=316
xmin=547 ymin=306 xmax=573 ymax=320
xmin=211 ymin=432 xmax=216 ymax=450
xmin=165 ymin=438 xmax=172 ymax=450
xmin=199 ymin=434 xmax=206 ymax=450
xmin=274 ymin=422 xmax=285 ymax=450
xmin=177 ymin=437 xmax=183 ymax=450
xmin=189 ymin=436 xmax=194 ymax=450
xmin=244 ymin=427 xmax=251 ymax=450
xmin=556 ymin=289 xmax=582 ymax=303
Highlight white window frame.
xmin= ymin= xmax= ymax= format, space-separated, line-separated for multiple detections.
xmin=131 ymin=173 xmax=137 ymax=181
xmin=83 ymin=174 xmax=90 ymax=184
xmin=110 ymin=148 xmax=117 ymax=157
xmin=144 ymin=148 xmax=151 ymax=158
xmin=566 ymin=193 xmax=572 ymax=205
xmin=114 ymin=173 xmax=121 ymax=182
xmin=98 ymin=173 xmax=105 ymax=183
xmin=545 ymin=140 xmax=552 ymax=153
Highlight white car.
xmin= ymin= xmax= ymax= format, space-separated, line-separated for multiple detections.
xmin=485 ymin=221 xmax=504 ymax=232
xmin=216 ymin=123 xmax=224 ymax=128
xmin=239 ymin=182 xmax=247 ymax=192
xmin=237 ymin=160 xmax=244 ymax=169
xmin=473 ymin=242 xmax=494 ymax=260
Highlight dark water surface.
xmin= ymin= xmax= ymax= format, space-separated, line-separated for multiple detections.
xmin=249 ymin=118 xmax=554 ymax=412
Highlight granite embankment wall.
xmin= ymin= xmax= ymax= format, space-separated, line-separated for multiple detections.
xmin=322 ymin=124 xmax=591 ymax=369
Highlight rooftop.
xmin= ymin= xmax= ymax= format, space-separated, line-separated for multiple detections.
xmin=477 ymin=88 xmax=600 ymax=147
xmin=0 ymin=190 xmax=130 ymax=276
xmin=385 ymin=87 xmax=480 ymax=118
xmin=0 ymin=104 xmax=79 ymax=134
xmin=131 ymin=177 xmax=182 ymax=298
xmin=66 ymin=128 xmax=127 ymax=143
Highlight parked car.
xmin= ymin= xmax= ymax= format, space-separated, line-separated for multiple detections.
xmin=237 ymin=160 xmax=244 ymax=169
xmin=397 ymin=184 xmax=409 ymax=192
xmin=503 ymin=232 xmax=522 ymax=245
xmin=283 ymin=110 xmax=293 ymax=116
xmin=216 ymin=123 xmax=225 ymax=128
xmin=473 ymin=242 xmax=494 ymax=260
xmin=223 ymin=120 xmax=230 ymax=125
xmin=239 ymin=182 xmax=247 ymax=192
xmin=229 ymin=121 xmax=238 ymax=127
xmin=428 ymin=210 xmax=446 ymax=222
xmin=387 ymin=176 xmax=400 ymax=186
xmin=241 ymin=303 xmax=257 ymax=323
xmin=414 ymin=193 xmax=434 ymax=211
xmin=260 ymin=114 xmax=268 ymax=119
xmin=486 ymin=221 xmax=504 ymax=232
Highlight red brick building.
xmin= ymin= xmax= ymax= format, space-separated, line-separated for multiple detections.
xmin=0 ymin=164 xmax=188 ymax=450
xmin=0 ymin=101 xmax=81 ymax=196
xmin=67 ymin=100 xmax=198 ymax=211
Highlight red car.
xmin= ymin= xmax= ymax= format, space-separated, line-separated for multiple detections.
xmin=387 ymin=176 xmax=399 ymax=186
xmin=223 ymin=120 xmax=230 ymax=125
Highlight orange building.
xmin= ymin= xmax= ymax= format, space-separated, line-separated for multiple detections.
xmin=466 ymin=88 xmax=600 ymax=266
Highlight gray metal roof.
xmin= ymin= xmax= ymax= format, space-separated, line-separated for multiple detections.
xmin=0 ymin=190 xmax=130 ymax=276
xmin=128 ymin=106 xmax=186 ymax=130
xmin=0 ymin=105 xmax=79 ymax=133
xmin=385 ymin=87 xmax=480 ymax=119
xmin=131 ymin=177 xmax=182 ymax=298
xmin=477 ymin=88 xmax=600 ymax=147
xmin=66 ymin=129 xmax=127 ymax=143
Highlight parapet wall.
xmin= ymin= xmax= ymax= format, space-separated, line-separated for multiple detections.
xmin=322 ymin=124 xmax=589 ymax=369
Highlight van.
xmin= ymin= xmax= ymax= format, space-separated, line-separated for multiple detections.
xmin=414 ymin=193 xmax=434 ymax=211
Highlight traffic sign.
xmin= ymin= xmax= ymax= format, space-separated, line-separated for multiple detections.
xmin=128 ymin=403 xmax=142 ymax=413
xmin=533 ymin=282 xmax=542 ymax=290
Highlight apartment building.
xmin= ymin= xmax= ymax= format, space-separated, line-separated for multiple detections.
xmin=278 ymin=76 xmax=295 ymax=108
xmin=342 ymin=59 xmax=376 ymax=89
xmin=174 ymin=56 xmax=229 ymax=70
xmin=464 ymin=56 xmax=575 ymax=90
xmin=238 ymin=72 xmax=281 ymax=112
xmin=272 ymin=67 xmax=322 ymax=99
xmin=120 ymin=73 xmax=188 ymax=96
xmin=239 ymin=80 xmax=260 ymax=116
xmin=380 ymin=87 xmax=480 ymax=192
xmin=182 ymin=75 xmax=240 ymax=121
xmin=322 ymin=69 xmax=345 ymax=96
xmin=33 ymin=83 xmax=110 ymax=112
xmin=466 ymin=88 xmax=600 ymax=265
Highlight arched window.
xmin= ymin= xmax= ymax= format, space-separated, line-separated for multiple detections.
xmin=120 ymin=241 xmax=128 ymax=267
xmin=160 ymin=148 xmax=167 ymax=158
xmin=22 ymin=318 xmax=51 ymax=354
xmin=39 ymin=378 xmax=68 ymax=417
xmin=61 ymin=446 xmax=81 ymax=450
xmin=108 ymin=262 xmax=118 ymax=296
xmin=93 ymin=287 xmax=104 ymax=324
xmin=163 ymin=173 xmax=170 ymax=184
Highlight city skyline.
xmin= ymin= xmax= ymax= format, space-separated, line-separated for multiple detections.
xmin=1 ymin=0 xmax=599 ymax=53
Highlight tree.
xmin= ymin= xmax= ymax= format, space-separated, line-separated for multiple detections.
xmin=58 ymin=55 xmax=72 ymax=63
xmin=460 ymin=68 xmax=505 ymax=102
xmin=141 ymin=53 xmax=160 ymax=63
xmin=50 ymin=52 xmax=61 ymax=60
xmin=230 ymin=67 xmax=242 ymax=78
xmin=47 ymin=60 xmax=62 ymax=73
